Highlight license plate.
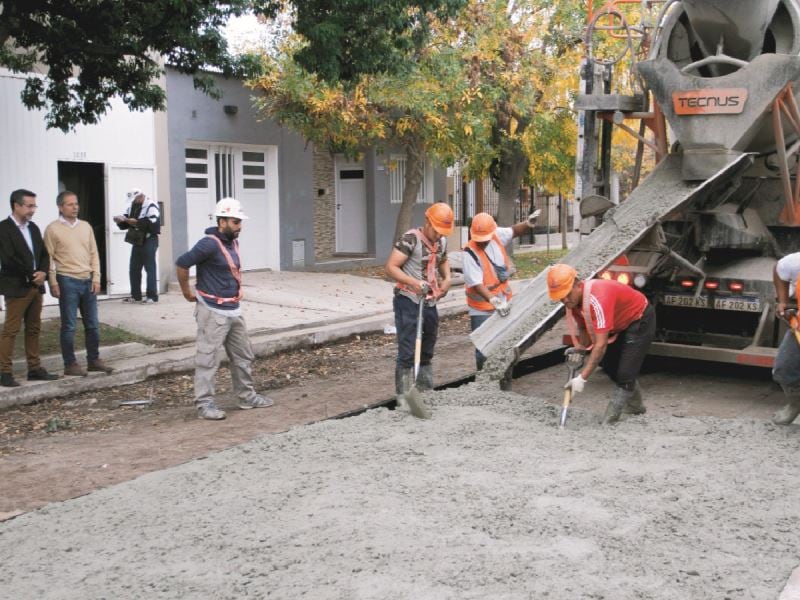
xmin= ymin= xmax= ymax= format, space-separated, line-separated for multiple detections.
xmin=662 ymin=294 xmax=760 ymax=312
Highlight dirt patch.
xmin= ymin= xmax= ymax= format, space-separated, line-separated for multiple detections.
xmin=1 ymin=383 xmax=797 ymax=599
xmin=0 ymin=315 xmax=470 ymax=452
xmin=0 ymin=314 xmax=475 ymax=515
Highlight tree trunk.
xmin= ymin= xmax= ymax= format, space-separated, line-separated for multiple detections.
xmin=495 ymin=144 xmax=529 ymax=227
xmin=392 ymin=139 xmax=425 ymax=242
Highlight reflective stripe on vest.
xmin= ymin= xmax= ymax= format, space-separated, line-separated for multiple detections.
xmin=464 ymin=234 xmax=512 ymax=312
xmin=196 ymin=234 xmax=244 ymax=305
xmin=395 ymin=228 xmax=442 ymax=300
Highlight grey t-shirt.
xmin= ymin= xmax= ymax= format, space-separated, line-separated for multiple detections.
xmin=394 ymin=229 xmax=448 ymax=305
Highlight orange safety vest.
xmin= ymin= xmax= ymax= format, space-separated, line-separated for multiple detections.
xmin=395 ymin=228 xmax=442 ymax=300
xmin=196 ymin=235 xmax=244 ymax=305
xmin=464 ymin=234 xmax=512 ymax=312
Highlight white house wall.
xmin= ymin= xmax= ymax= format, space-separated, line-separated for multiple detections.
xmin=0 ymin=70 xmax=159 ymax=301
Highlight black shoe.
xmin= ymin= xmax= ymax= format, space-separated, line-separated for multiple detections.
xmin=27 ymin=367 xmax=59 ymax=381
xmin=0 ymin=373 xmax=20 ymax=387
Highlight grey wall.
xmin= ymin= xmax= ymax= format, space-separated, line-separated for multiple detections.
xmin=369 ymin=149 xmax=449 ymax=261
xmin=165 ymin=68 xmax=314 ymax=271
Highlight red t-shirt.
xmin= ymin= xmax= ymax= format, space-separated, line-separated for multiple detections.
xmin=570 ymin=279 xmax=647 ymax=334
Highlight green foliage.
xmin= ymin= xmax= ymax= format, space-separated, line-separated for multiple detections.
xmin=45 ymin=416 xmax=71 ymax=434
xmin=0 ymin=0 xmax=466 ymax=131
xmin=293 ymin=0 xmax=467 ymax=83
xmin=0 ymin=0 xmax=281 ymax=131
xmin=513 ymin=248 xmax=569 ymax=279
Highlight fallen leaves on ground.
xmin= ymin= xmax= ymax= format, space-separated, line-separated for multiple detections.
xmin=0 ymin=314 xmax=470 ymax=454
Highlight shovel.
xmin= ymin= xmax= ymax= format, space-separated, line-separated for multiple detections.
xmin=404 ymin=284 xmax=432 ymax=419
xmin=559 ymin=348 xmax=586 ymax=429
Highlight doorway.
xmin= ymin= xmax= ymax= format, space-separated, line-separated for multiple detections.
xmin=335 ymin=157 xmax=368 ymax=254
xmin=57 ymin=162 xmax=108 ymax=292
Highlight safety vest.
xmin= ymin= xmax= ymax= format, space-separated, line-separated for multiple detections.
xmin=196 ymin=234 xmax=244 ymax=305
xmin=395 ymin=228 xmax=442 ymax=300
xmin=464 ymin=234 xmax=512 ymax=312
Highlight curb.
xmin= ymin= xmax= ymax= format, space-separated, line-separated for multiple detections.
xmin=0 ymin=301 xmax=469 ymax=410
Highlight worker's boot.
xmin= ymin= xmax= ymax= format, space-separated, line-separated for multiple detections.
xmin=623 ymin=381 xmax=646 ymax=415
xmin=417 ymin=364 xmax=434 ymax=391
xmin=602 ymin=386 xmax=633 ymax=425
xmin=772 ymin=396 xmax=800 ymax=425
xmin=395 ymin=365 xmax=412 ymax=411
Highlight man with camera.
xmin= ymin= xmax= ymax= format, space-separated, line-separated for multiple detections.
xmin=114 ymin=188 xmax=160 ymax=304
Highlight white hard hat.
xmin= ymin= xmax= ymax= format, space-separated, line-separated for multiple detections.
xmin=127 ymin=188 xmax=144 ymax=200
xmin=214 ymin=197 xmax=248 ymax=220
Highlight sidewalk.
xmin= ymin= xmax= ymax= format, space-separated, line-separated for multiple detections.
xmin=517 ymin=230 xmax=580 ymax=254
xmin=0 ymin=271 xmax=478 ymax=409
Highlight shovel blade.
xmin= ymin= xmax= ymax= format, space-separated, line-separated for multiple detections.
xmin=405 ymin=386 xmax=431 ymax=419
xmin=559 ymin=388 xmax=572 ymax=429
xmin=559 ymin=406 xmax=569 ymax=429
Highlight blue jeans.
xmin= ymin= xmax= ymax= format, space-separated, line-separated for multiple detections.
xmin=470 ymin=314 xmax=491 ymax=370
xmin=773 ymin=330 xmax=800 ymax=395
xmin=394 ymin=294 xmax=438 ymax=369
xmin=57 ymin=275 xmax=100 ymax=366
xmin=130 ymin=235 xmax=158 ymax=301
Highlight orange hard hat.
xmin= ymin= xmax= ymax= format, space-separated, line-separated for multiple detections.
xmin=470 ymin=212 xmax=497 ymax=242
xmin=425 ymin=202 xmax=454 ymax=236
xmin=547 ymin=264 xmax=578 ymax=301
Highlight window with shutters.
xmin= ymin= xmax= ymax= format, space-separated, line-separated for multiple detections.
xmin=241 ymin=151 xmax=266 ymax=190
xmin=185 ymin=147 xmax=208 ymax=189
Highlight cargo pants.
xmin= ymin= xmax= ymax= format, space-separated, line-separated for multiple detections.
xmin=194 ymin=301 xmax=258 ymax=407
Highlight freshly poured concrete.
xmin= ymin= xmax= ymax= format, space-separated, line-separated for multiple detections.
xmin=1 ymin=383 xmax=798 ymax=599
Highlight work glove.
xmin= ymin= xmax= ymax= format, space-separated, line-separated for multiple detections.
xmin=490 ymin=296 xmax=511 ymax=317
xmin=527 ymin=209 xmax=542 ymax=227
xmin=565 ymin=374 xmax=587 ymax=394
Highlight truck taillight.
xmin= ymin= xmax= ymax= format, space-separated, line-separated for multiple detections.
xmin=704 ymin=280 xmax=720 ymax=290
xmin=617 ymin=273 xmax=630 ymax=285
xmin=680 ymin=279 xmax=695 ymax=289
xmin=600 ymin=271 xmax=612 ymax=280
xmin=729 ymin=281 xmax=744 ymax=292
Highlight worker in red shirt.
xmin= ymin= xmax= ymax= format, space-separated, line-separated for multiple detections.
xmin=547 ymin=263 xmax=656 ymax=424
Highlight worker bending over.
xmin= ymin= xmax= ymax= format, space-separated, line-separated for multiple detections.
xmin=385 ymin=203 xmax=453 ymax=408
xmin=771 ymin=252 xmax=800 ymax=425
xmin=463 ymin=210 xmax=539 ymax=369
xmin=547 ymin=264 xmax=656 ymax=424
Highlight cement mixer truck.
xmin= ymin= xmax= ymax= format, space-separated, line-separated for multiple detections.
xmin=471 ymin=0 xmax=800 ymax=377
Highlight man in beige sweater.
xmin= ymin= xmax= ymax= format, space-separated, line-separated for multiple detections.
xmin=43 ymin=191 xmax=113 ymax=376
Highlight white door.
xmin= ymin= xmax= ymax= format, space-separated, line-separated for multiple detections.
xmin=234 ymin=146 xmax=280 ymax=271
xmin=107 ymin=165 xmax=157 ymax=296
xmin=185 ymin=146 xmax=215 ymax=246
xmin=184 ymin=144 xmax=280 ymax=271
xmin=335 ymin=157 xmax=367 ymax=253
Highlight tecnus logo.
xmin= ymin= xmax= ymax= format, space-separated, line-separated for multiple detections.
xmin=673 ymin=89 xmax=747 ymax=115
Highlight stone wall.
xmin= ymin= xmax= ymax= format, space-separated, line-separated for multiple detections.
xmin=313 ymin=148 xmax=336 ymax=260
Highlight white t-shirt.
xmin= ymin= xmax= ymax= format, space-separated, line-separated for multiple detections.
xmin=776 ymin=252 xmax=800 ymax=298
xmin=463 ymin=227 xmax=514 ymax=316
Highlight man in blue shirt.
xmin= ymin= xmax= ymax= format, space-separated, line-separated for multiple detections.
xmin=175 ymin=197 xmax=273 ymax=420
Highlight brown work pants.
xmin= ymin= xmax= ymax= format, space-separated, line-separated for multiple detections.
xmin=0 ymin=287 xmax=43 ymax=374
